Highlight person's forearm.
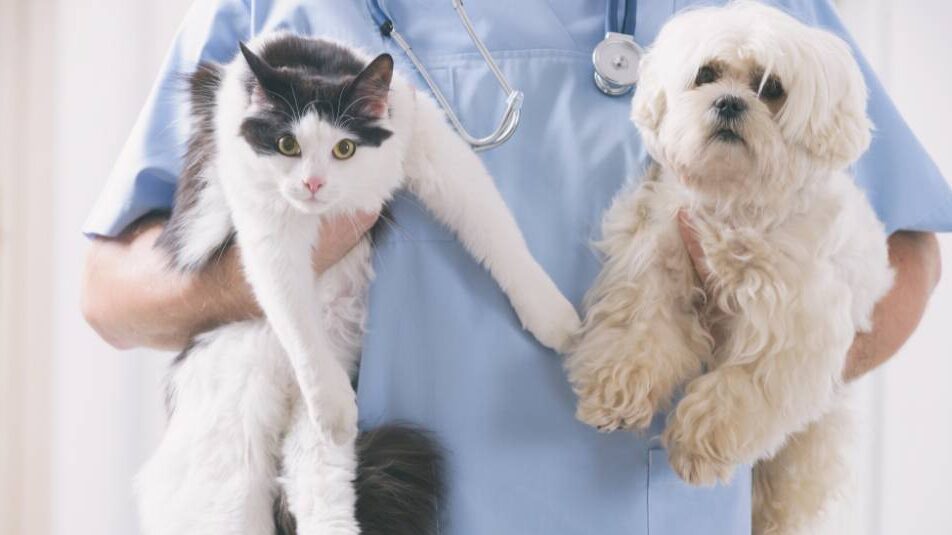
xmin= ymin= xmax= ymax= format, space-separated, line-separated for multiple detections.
xmin=843 ymin=231 xmax=942 ymax=381
xmin=81 ymin=217 xmax=260 ymax=351
xmin=81 ymin=212 xmax=379 ymax=351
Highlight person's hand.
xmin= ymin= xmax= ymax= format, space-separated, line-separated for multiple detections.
xmin=83 ymin=211 xmax=379 ymax=350
xmin=677 ymin=209 xmax=710 ymax=283
xmin=312 ymin=211 xmax=380 ymax=274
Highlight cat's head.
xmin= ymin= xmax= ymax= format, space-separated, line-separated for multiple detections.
xmin=234 ymin=39 xmax=402 ymax=215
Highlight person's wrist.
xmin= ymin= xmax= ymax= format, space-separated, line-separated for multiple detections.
xmin=200 ymin=244 xmax=262 ymax=324
xmin=843 ymin=333 xmax=871 ymax=382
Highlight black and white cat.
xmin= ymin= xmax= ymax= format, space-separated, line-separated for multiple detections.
xmin=135 ymin=34 xmax=580 ymax=535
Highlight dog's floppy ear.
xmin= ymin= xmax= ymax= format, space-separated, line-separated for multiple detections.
xmin=630 ymin=52 xmax=667 ymax=138
xmin=787 ymin=30 xmax=872 ymax=170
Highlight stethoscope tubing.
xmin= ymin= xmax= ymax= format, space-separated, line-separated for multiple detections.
xmin=365 ymin=0 xmax=639 ymax=151
xmin=606 ymin=0 xmax=637 ymax=36
xmin=367 ymin=0 xmax=523 ymax=152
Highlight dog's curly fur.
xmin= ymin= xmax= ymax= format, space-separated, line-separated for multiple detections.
xmin=566 ymin=2 xmax=894 ymax=533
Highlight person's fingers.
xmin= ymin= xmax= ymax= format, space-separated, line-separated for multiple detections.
xmin=677 ymin=209 xmax=710 ymax=281
xmin=312 ymin=211 xmax=380 ymax=274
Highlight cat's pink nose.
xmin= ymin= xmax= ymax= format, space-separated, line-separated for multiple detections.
xmin=303 ymin=176 xmax=325 ymax=194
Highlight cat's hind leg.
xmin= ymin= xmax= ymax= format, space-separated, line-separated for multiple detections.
xmin=135 ymin=321 xmax=292 ymax=535
xmin=278 ymin=393 xmax=360 ymax=535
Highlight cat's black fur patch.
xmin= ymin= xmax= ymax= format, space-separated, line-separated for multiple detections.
xmin=259 ymin=35 xmax=366 ymax=78
xmin=155 ymin=62 xmax=231 ymax=271
xmin=239 ymin=36 xmax=394 ymax=153
xmin=274 ymin=424 xmax=446 ymax=535
xmin=157 ymin=37 xmax=393 ymax=272
xmin=273 ymin=455 xmax=297 ymax=535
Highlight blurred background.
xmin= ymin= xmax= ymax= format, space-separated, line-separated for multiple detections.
xmin=0 ymin=0 xmax=949 ymax=534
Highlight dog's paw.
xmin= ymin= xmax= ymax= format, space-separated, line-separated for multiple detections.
xmin=666 ymin=441 xmax=735 ymax=486
xmin=663 ymin=401 xmax=737 ymax=486
xmin=572 ymin=362 xmax=663 ymax=432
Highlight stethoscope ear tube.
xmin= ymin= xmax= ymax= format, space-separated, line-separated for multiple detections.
xmin=370 ymin=0 xmax=524 ymax=152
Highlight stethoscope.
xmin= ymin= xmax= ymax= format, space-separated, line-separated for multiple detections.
xmin=366 ymin=0 xmax=641 ymax=151
xmin=593 ymin=0 xmax=644 ymax=96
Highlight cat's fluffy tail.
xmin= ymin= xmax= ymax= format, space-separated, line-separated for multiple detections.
xmin=275 ymin=424 xmax=445 ymax=535
xmin=355 ymin=424 xmax=445 ymax=535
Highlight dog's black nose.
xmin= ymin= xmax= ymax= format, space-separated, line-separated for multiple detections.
xmin=714 ymin=95 xmax=747 ymax=119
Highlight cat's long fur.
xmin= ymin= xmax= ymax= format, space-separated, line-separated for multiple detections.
xmin=137 ymin=34 xmax=579 ymax=535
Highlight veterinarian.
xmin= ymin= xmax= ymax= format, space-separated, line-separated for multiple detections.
xmin=82 ymin=1 xmax=949 ymax=533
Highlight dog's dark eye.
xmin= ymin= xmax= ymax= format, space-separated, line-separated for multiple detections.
xmin=759 ymin=76 xmax=785 ymax=100
xmin=695 ymin=65 xmax=720 ymax=86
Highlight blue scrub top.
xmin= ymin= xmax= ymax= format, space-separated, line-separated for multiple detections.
xmin=85 ymin=1 xmax=952 ymax=534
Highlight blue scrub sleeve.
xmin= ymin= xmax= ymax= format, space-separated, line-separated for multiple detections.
xmin=774 ymin=0 xmax=952 ymax=233
xmin=87 ymin=0 xmax=952 ymax=236
xmin=82 ymin=0 xmax=250 ymax=238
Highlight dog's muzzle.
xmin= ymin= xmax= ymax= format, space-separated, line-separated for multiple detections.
xmin=710 ymin=95 xmax=748 ymax=143
xmin=713 ymin=95 xmax=747 ymax=120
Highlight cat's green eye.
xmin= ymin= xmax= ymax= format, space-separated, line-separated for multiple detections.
xmin=332 ymin=139 xmax=357 ymax=160
xmin=276 ymin=134 xmax=301 ymax=157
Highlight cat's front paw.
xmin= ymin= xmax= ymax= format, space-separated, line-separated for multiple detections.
xmin=572 ymin=361 xmax=662 ymax=432
xmin=512 ymin=283 xmax=581 ymax=353
xmin=535 ymin=298 xmax=582 ymax=353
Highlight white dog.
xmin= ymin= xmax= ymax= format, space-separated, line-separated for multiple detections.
xmin=565 ymin=2 xmax=893 ymax=533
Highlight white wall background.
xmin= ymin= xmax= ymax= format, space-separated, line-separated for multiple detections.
xmin=46 ymin=1 xmax=192 ymax=533
xmin=0 ymin=1 xmax=948 ymax=534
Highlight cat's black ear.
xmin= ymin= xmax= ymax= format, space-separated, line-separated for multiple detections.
xmin=239 ymin=42 xmax=287 ymax=95
xmin=345 ymin=54 xmax=394 ymax=118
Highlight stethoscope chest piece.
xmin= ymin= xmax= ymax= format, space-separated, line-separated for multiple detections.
xmin=593 ymin=32 xmax=644 ymax=96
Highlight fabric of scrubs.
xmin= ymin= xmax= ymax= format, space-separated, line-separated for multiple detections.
xmin=84 ymin=1 xmax=952 ymax=534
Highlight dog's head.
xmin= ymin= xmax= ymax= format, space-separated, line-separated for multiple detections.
xmin=632 ymin=1 xmax=871 ymax=200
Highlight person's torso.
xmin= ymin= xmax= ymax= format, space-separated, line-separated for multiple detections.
xmin=251 ymin=1 xmax=752 ymax=533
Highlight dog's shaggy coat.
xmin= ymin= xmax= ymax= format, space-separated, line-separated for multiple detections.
xmin=566 ymin=3 xmax=893 ymax=534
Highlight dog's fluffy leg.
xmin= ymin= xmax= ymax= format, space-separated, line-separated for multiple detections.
xmin=663 ymin=224 xmax=855 ymax=486
xmin=136 ymin=321 xmax=291 ymax=535
xmin=279 ymin=393 xmax=360 ymax=535
xmin=753 ymin=402 xmax=854 ymax=535
xmin=567 ymin=182 xmax=710 ymax=432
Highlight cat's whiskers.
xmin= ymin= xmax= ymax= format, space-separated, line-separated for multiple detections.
xmin=264 ymin=89 xmax=300 ymax=123
xmin=209 ymin=231 xmax=236 ymax=267
xmin=335 ymin=83 xmax=346 ymax=123
xmin=271 ymin=108 xmax=298 ymax=124
xmin=289 ymin=85 xmax=303 ymax=123
xmin=391 ymin=190 xmax=430 ymax=216
xmin=375 ymin=211 xmax=412 ymax=241
xmin=301 ymin=97 xmax=328 ymax=119
xmin=334 ymin=95 xmax=377 ymax=130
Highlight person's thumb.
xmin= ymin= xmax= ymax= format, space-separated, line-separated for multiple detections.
xmin=677 ymin=209 xmax=711 ymax=282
